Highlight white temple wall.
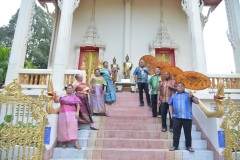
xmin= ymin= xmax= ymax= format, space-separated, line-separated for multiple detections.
xmin=69 ymin=0 xmax=191 ymax=79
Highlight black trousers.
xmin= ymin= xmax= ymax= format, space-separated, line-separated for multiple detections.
xmin=137 ymin=82 xmax=151 ymax=105
xmin=173 ymin=118 xmax=192 ymax=148
xmin=161 ymin=102 xmax=173 ymax=128
xmin=151 ymin=94 xmax=161 ymax=117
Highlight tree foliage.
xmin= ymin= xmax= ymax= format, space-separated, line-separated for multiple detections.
xmin=0 ymin=5 xmax=52 ymax=69
xmin=0 ymin=46 xmax=11 ymax=83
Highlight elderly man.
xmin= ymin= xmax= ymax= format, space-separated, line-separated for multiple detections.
xmin=168 ymin=82 xmax=199 ymax=152
xmin=133 ymin=59 xmax=151 ymax=107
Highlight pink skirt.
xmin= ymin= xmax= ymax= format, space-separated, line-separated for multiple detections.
xmin=57 ymin=105 xmax=78 ymax=142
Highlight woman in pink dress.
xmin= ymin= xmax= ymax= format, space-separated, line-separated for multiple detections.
xmin=54 ymin=84 xmax=81 ymax=149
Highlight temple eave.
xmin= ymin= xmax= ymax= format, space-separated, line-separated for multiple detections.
xmin=204 ymin=0 xmax=222 ymax=6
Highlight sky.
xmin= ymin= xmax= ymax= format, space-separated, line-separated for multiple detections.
xmin=0 ymin=0 xmax=237 ymax=74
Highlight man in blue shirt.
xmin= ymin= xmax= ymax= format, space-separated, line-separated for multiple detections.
xmin=133 ymin=59 xmax=151 ymax=107
xmin=168 ymin=82 xmax=199 ymax=152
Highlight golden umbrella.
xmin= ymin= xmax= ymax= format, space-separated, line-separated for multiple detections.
xmin=156 ymin=61 xmax=172 ymax=70
xmin=176 ymin=71 xmax=211 ymax=90
xmin=140 ymin=55 xmax=158 ymax=74
xmin=161 ymin=66 xmax=183 ymax=80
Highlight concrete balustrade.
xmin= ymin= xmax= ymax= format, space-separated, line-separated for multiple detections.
xmin=17 ymin=69 xmax=86 ymax=93
xmin=207 ymin=74 xmax=240 ymax=95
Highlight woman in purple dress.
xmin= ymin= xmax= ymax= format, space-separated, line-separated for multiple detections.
xmin=54 ymin=84 xmax=81 ymax=149
xmin=88 ymin=69 xmax=109 ymax=116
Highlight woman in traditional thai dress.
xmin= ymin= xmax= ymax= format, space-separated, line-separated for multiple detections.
xmin=73 ymin=74 xmax=98 ymax=130
xmin=89 ymin=69 xmax=109 ymax=116
xmin=53 ymin=84 xmax=81 ymax=149
xmin=100 ymin=61 xmax=116 ymax=104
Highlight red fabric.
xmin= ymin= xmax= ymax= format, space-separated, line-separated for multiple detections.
xmin=158 ymin=80 xmax=177 ymax=103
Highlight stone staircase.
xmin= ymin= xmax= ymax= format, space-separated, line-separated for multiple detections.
xmin=51 ymin=93 xmax=214 ymax=160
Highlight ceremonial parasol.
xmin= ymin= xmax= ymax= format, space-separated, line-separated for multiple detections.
xmin=176 ymin=71 xmax=211 ymax=90
xmin=161 ymin=66 xmax=183 ymax=80
xmin=140 ymin=55 xmax=158 ymax=74
xmin=156 ymin=61 xmax=172 ymax=70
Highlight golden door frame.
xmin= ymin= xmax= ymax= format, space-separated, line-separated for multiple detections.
xmin=155 ymin=48 xmax=175 ymax=66
xmin=78 ymin=47 xmax=99 ymax=83
xmin=0 ymin=79 xmax=47 ymax=159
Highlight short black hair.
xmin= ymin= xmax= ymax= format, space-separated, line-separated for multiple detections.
xmin=156 ymin=66 xmax=161 ymax=70
xmin=177 ymin=82 xmax=185 ymax=86
xmin=103 ymin=61 xmax=108 ymax=65
xmin=65 ymin=84 xmax=73 ymax=90
xmin=94 ymin=69 xmax=100 ymax=73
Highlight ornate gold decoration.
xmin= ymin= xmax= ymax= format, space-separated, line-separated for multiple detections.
xmin=83 ymin=52 xmax=99 ymax=83
xmin=97 ymin=59 xmax=103 ymax=70
xmin=0 ymin=79 xmax=47 ymax=160
xmin=191 ymin=79 xmax=225 ymax=118
xmin=123 ymin=55 xmax=133 ymax=79
xmin=156 ymin=53 xmax=172 ymax=65
xmin=46 ymin=79 xmax=59 ymax=114
xmin=81 ymin=62 xmax=86 ymax=71
xmin=221 ymin=96 xmax=240 ymax=160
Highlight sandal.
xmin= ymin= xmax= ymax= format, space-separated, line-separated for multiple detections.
xmin=62 ymin=143 xmax=67 ymax=148
xmin=186 ymin=147 xmax=195 ymax=152
xmin=169 ymin=146 xmax=178 ymax=151
xmin=105 ymin=112 xmax=110 ymax=117
xmin=90 ymin=126 xmax=99 ymax=130
xmin=73 ymin=144 xmax=82 ymax=150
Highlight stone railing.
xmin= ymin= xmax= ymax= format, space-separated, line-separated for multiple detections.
xmin=18 ymin=69 xmax=86 ymax=90
xmin=208 ymin=74 xmax=240 ymax=92
xmin=19 ymin=69 xmax=53 ymax=89
xmin=64 ymin=70 xmax=86 ymax=85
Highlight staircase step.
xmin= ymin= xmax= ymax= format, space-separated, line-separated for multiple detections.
xmin=78 ymin=130 xmax=202 ymax=140
xmin=92 ymin=116 xmax=162 ymax=123
xmin=52 ymin=148 xmax=84 ymax=159
xmin=79 ymin=123 xmax=197 ymax=131
xmin=51 ymin=93 xmax=214 ymax=160
xmin=51 ymin=148 xmax=213 ymax=160
xmin=59 ymin=138 xmax=207 ymax=149
xmin=93 ymin=123 xmax=197 ymax=131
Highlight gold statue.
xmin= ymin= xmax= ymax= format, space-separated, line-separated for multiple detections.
xmin=123 ymin=55 xmax=133 ymax=79
xmin=190 ymin=78 xmax=225 ymax=118
xmin=97 ymin=59 xmax=104 ymax=70
xmin=111 ymin=57 xmax=120 ymax=83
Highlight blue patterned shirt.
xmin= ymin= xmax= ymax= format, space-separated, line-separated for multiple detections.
xmin=133 ymin=66 xmax=150 ymax=83
xmin=168 ymin=91 xmax=194 ymax=120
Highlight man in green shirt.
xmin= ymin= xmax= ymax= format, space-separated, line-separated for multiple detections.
xmin=149 ymin=66 xmax=161 ymax=117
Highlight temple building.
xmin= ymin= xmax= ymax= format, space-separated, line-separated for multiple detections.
xmin=2 ymin=0 xmax=240 ymax=160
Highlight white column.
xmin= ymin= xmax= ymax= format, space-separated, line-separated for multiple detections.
xmin=5 ymin=0 xmax=35 ymax=84
xmin=182 ymin=0 xmax=207 ymax=73
xmin=52 ymin=0 xmax=80 ymax=91
xmin=123 ymin=0 xmax=133 ymax=60
xmin=225 ymin=0 xmax=240 ymax=73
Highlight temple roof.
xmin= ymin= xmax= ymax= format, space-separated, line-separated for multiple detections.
xmin=204 ymin=0 xmax=222 ymax=6
xmin=39 ymin=0 xmax=222 ymax=6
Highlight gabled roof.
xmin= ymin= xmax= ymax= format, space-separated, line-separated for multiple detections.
xmin=38 ymin=0 xmax=222 ymax=7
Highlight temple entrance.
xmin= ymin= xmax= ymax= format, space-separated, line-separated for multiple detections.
xmin=78 ymin=47 xmax=99 ymax=83
xmin=155 ymin=48 xmax=175 ymax=66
